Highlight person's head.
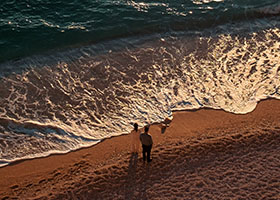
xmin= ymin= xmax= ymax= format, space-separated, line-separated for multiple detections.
xmin=144 ymin=125 xmax=149 ymax=133
xmin=134 ymin=123 xmax=138 ymax=131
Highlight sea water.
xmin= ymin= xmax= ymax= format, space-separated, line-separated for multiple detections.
xmin=0 ymin=0 xmax=279 ymax=167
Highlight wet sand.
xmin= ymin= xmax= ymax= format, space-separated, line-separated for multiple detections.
xmin=0 ymin=99 xmax=280 ymax=199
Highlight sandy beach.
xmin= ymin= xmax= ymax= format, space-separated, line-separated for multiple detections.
xmin=0 ymin=98 xmax=280 ymax=199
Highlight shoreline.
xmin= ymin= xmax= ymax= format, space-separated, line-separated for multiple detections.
xmin=0 ymin=98 xmax=280 ymax=199
xmin=2 ymin=97 xmax=279 ymax=169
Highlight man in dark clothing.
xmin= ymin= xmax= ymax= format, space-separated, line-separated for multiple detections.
xmin=140 ymin=125 xmax=153 ymax=162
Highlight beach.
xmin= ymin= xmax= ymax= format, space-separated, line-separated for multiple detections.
xmin=0 ymin=1 xmax=280 ymax=199
xmin=0 ymin=98 xmax=279 ymax=199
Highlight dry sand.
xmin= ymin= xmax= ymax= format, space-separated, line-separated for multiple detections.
xmin=0 ymin=99 xmax=280 ymax=200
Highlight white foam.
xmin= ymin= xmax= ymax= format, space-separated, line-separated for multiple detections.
xmin=0 ymin=22 xmax=280 ymax=167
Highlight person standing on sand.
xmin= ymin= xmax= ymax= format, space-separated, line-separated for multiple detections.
xmin=140 ymin=125 xmax=153 ymax=162
xmin=131 ymin=123 xmax=140 ymax=153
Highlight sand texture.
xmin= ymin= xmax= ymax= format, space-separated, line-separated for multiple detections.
xmin=0 ymin=99 xmax=280 ymax=199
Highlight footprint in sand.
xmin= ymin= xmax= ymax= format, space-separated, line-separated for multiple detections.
xmin=10 ymin=185 xmax=18 ymax=190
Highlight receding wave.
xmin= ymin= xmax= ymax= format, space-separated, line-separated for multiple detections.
xmin=0 ymin=16 xmax=280 ymax=167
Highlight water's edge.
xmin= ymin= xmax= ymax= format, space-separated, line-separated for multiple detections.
xmin=1 ymin=97 xmax=279 ymax=168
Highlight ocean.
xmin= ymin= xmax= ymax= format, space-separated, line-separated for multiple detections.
xmin=0 ymin=0 xmax=279 ymax=167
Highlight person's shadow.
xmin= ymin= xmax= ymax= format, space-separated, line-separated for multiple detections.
xmin=129 ymin=153 xmax=138 ymax=169
xmin=161 ymin=125 xmax=167 ymax=134
xmin=125 ymin=153 xmax=152 ymax=199
xmin=124 ymin=153 xmax=139 ymax=198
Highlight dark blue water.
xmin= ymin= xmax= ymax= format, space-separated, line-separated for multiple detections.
xmin=0 ymin=0 xmax=279 ymax=63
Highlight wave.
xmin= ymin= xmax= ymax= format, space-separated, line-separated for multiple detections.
xmin=0 ymin=116 xmax=100 ymax=168
xmin=0 ymin=0 xmax=280 ymax=62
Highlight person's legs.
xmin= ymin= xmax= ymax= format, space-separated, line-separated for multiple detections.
xmin=136 ymin=139 xmax=140 ymax=153
xmin=147 ymin=145 xmax=152 ymax=162
xmin=131 ymin=135 xmax=136 ymax=153
xmin=142 ymin=145 xmax=147 ymax=161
